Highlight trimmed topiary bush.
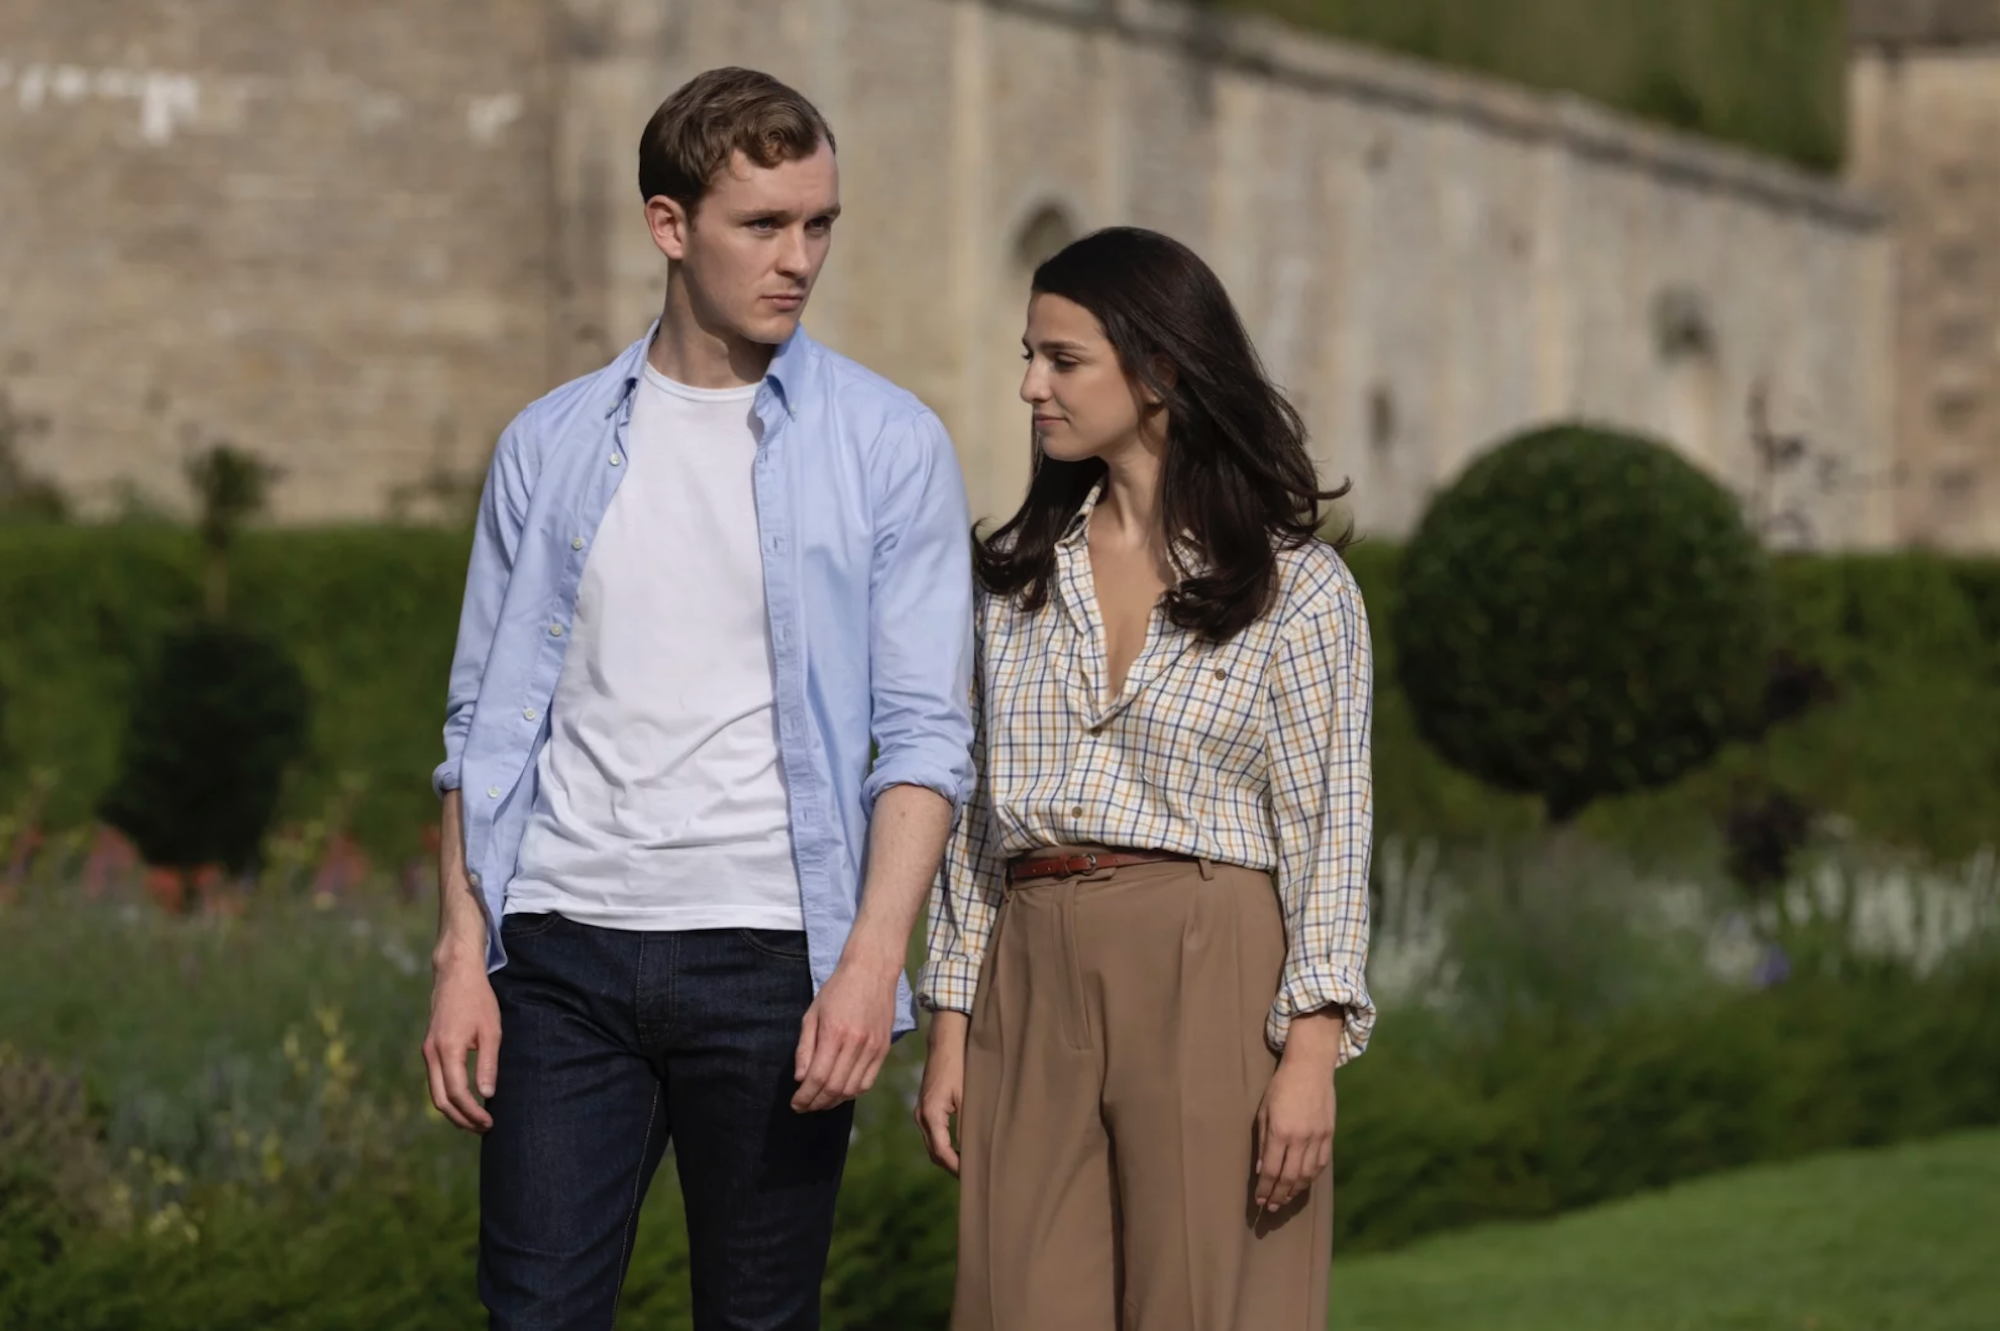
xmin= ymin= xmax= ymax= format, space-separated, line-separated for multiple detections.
xmin=98 ymin=624 xmax=309 ymax=877
xmin=96 ymin=446 xmax=312 ymax=883
xmin=1393 ymin=422 xmax=1770 ymax=822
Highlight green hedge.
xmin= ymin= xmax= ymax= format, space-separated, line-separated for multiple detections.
xmin=1216 ymin=0 xmax=1847 ymax=170
xmin=0 ymin=527 xmax=1996 ymax=871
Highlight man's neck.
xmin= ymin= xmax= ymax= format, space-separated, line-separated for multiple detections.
xmin=647 ymin=285 xmax=779 ymax=390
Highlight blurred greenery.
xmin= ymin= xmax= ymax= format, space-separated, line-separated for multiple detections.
xmin=1334 ymin=954 xmax=2000 ymax=1251
xmin=1214 ymin=0 xmax=1847 ymax=170
xmin=1342 ymin=541 xmax=2000 ymax=869
xmin=0 ymin=888 xmax=954 ymax=1329
xmin=184 ymin=443 xmax=278 ymax=621
xmin=1330 ymin=1128 xmax=2000 ymax=1331
xmin=0 ymin=525 xmax=468 ymax=866
xmin=1 ymin=528 xmax=1995 ymax=873
xmin=1 ymin=834 xmax=1994 ymax=1325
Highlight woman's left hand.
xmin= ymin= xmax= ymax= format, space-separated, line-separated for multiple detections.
xmin=1253 ymin=1009 xmax=1344 ymax=1213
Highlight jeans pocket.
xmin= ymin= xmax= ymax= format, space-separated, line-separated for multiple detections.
xmin=501 ymin=911 xmax=564 ymax=940
xmin=736 ymin=928 xmax=810 ymax=961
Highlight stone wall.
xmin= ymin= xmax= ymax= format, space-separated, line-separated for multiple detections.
xmin=1852 ymin=0 xmax=2000 ymax=45
xmin=3 ymin=0 xmax=1903 ymax=548
xmin=561 ymin=0 xmax=1896 ymax=545
xmin=1849 ymin=1 xmax=2000 ymax=549
xmin=0 ymin=0 xmax=554 ymax=521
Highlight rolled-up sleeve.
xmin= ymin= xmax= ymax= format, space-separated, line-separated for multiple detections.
xmin=919 ymin=647 xmax=1003 ymax=1015
xmin=432 ymin=417 xmax=535 ymax=799
xmin=859 ymin=410 xmax=976 ymax=812
xmin=1264 ymin=567 xmax=1377 ymax=1063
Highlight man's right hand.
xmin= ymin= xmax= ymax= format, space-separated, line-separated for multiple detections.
xmin=915 ymin=1009 xmax=969 ymax=1175
xmin=424 ymin=953 xmax=501 ymax=1133
xmin=423 ymin=789 xmax=500 ymax=1134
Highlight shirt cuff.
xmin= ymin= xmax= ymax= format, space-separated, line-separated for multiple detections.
xmin=861 ymin=755 xmax=968 ymax=814
xmin=916 ymin=955 xmax=981 ymax=1015
xmin=1267 ymin=964 xmax=1376 ymax=1065
xmin=431 ymin=760 xmax=462 ymax=799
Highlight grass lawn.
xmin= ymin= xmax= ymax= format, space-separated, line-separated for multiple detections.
xmin=1332 ymin=1127 xmax=2000 ymax=1331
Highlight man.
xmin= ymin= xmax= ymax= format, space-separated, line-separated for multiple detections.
xmin=421 ymin=67 xmax=974 ymax=1330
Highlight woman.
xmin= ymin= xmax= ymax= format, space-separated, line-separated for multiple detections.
xmin=915 ymin=226 xmax=1376 ymax=1331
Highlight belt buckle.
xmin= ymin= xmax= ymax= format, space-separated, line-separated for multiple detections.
xmin=1067 ymin=852 xmax=1099 ymax=875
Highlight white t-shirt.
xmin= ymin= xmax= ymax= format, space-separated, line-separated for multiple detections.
xmin=506 ymin=363 xmax=804 ymax=931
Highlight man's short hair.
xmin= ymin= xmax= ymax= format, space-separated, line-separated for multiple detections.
xmin=637 ymin=68 xmax=835 ymax=214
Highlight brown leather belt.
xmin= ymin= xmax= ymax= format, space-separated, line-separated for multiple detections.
xmin=1006 ymin=848 xmax=1197 ymax=885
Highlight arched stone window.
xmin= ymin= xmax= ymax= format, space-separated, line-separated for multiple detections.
xmin=1013 ymin=203 xmax=1079 ymax=280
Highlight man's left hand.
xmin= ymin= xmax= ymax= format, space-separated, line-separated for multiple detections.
xmin=789 ymin=783 xmax=951 ymax=1112
xmin=791 ymin=952 xmax=898 ymax=1112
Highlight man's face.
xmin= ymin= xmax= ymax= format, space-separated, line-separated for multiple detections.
xmin=650 ymin=143 xmax=840 ymax=346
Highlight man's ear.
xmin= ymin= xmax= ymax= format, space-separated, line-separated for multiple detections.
xmin=646 ymin=195 xmax=693 ymax=262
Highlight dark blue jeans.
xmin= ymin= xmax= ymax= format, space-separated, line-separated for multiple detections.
xmin=479 ymin=912 xmax=854 ymax=1331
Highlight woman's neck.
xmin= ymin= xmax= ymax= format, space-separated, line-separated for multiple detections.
xmin=1091 ymin=424 xmax=1171 ymax=565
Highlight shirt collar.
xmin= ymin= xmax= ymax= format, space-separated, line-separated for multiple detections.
xmin=1056 ymin=479 xmax=1211 ymax=579
xmin=602 ymin=320 xmax=816 ymax=419
xmin=601 ymin=322 xmax=659 ymax=419
xmin=762 ymin=324 xmax=814 ymax=415
xmin=1057 ymin=480 xmax=1106 ymax=551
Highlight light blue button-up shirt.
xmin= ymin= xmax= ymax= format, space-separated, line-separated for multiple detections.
xmin=434 ymin=323 xmax=976 ymax=1036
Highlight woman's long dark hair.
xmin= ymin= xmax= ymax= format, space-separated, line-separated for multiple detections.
xmin=974 ymin=226 xmax=1351 ymax=642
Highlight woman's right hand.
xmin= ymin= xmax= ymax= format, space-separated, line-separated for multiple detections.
xmin=915 ymin=1010 xmax=970 ymax=1175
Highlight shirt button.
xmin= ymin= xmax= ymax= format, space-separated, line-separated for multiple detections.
xmin=486 ymin=786 xmax=501 ymax=799
xmin=1213 ymin=667 xmax=1228 ymax=680
xmin=468 ymin=872 xmax=481 ymax=887
xmin=571 ymin=536 xmax=585 ymax=551
xmin=1071 ymin=805 xmax=1085 ymax=818
xmin=549 ymin=624 xmax=564 ymax=637
xmin=609 ymin=452 xmax=623 ymax=466
xmin=522 ymin=707 xmax=538 ymax=721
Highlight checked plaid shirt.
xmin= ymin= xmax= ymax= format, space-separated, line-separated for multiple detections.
xmin=918 ymin=486 xmax=1377 ymax=1062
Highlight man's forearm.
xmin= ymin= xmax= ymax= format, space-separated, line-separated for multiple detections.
xmin=433 ymin=789 xmax=489 ymax=970
xmin=842 ymin=784 xmax=953 ymax=973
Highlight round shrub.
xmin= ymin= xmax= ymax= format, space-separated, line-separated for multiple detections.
xmin=1394 ymin=421 xmax=1769 ymax=821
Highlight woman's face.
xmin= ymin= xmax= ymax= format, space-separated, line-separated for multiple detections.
xmin=1019 ymin=292 xmax=1158 ymax=464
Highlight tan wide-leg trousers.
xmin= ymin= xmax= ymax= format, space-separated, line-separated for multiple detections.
xmin=951 ymin=855 xmax=1333 ymax=1331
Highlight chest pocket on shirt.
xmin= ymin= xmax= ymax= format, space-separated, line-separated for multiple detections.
xmin=1170 ymin=633 xmax=1273 ymax=787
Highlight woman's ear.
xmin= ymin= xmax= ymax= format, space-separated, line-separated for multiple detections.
xmin=1142 ymin=354 xmax=1178 ymax=406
